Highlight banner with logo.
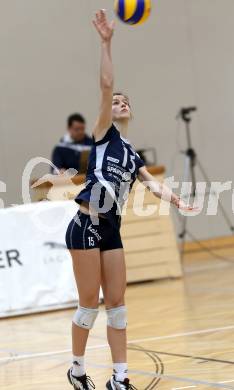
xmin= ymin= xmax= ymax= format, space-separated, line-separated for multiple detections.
xmin=0 ymin=201 xmax=103 ymax=318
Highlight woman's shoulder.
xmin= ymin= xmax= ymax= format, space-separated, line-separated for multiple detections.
xmin=92 ymin=123 xmax=119 ymax=145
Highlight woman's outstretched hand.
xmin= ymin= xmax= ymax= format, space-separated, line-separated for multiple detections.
xmin=93 ymin=9 xmax=115 ymax=42
xmin=174 ymin=198 xmax=200 ymax=212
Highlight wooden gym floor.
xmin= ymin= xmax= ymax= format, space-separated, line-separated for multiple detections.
xmin=1 ymin=246 xmax=234 ymax=390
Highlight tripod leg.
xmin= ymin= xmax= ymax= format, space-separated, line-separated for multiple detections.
xmin=196 ymin=159 xmax=234 ymax=233
xmin=181 ymin=154 xmax=191 ymax=200
xmin=179 ymin=155 xmax=191 ymax=257
xmin=179 ymin=216 xmax=187 ymax=258
xmin=190 ymin=159 xmax=197 ymax=197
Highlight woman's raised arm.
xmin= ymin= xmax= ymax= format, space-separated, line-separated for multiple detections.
xmin=92 ymin=9 xmax=115 ymax=142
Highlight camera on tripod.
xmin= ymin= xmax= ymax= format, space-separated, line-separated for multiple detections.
xmin=177 ymin=107 xmax=197 ymax=122
xmin=176 ymin=105 xmax=234 ymax=254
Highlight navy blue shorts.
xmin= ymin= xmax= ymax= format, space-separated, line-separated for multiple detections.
xmin=65 ymin=210 xmax=123 ymax=251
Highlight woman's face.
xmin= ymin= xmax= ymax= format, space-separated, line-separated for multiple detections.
xmin=112 ymin=94 xmax=131 ymax=121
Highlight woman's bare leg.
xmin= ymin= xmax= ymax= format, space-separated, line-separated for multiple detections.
xmin=69 ymin=248 xmax=101 ymax=356
xmin=100 ymin=248 xmax=127 ymax=362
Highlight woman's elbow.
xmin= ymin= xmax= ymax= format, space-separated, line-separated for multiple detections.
xmin=101 ymin=77 xmax=114 ymax=90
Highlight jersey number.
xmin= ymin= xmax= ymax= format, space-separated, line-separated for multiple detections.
xmin=88 ymin=237 xmax=95 ymax=246
xmin=122 ymin=146 xmax=136 ymax=173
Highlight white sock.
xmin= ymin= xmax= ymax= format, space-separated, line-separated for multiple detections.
xmin=72 ymin=355 xmax=85 ymax=377
xmin=113 ymin=362 xmax=128 ymax=382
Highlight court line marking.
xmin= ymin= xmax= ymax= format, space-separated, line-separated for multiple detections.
xmin=83 ymin=362 xmax=234 ymax=389
xmin=172 ymin=386 xmax=196 ymax=390
xmin=172 ymin=379 xmax=234 ymax=390
xmin=127 ymin=324 xmax=234 ymax=344
xmin=1 ymin=350 xmax=234 ymax=388
xmin=128 ymin=345 xmax=234 ymax=365
xmin=1 ymin=323 xmax=234 ymax=364
xmin=220 ymin=381 xmax=234 ymax=384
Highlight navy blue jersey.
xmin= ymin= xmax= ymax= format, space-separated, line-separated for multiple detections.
xmin=75 ymin=124 xmax=145 ymax=228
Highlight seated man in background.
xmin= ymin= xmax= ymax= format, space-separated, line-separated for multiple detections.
xmin=51 ymin=113 xmax=93 ymax=174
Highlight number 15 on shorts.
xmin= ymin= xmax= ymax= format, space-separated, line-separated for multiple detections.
xmin=88 ymin=237 xmax=95 ymax=247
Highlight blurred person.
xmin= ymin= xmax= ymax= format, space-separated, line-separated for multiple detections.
xmin=51 ymin=113 xmax=92 ymax=174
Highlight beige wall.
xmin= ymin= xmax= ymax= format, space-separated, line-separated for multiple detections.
xmin=0 ymin=0 xmax=234 ymax=239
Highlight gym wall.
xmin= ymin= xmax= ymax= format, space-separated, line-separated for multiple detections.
xmin=0 ymin=0 xmax=233 ymax=239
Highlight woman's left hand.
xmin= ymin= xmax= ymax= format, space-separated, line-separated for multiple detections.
xmin=176 ymin=198 xmax=200 ymax=212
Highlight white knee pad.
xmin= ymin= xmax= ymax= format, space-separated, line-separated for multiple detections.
xmin=106 ymin=305 xmax=127 ymax=329
xmin=72 ymin=306 xmax=99 ymax=329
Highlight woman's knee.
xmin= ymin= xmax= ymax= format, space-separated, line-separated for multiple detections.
xmin=104 ymin=295 xmax=125 ymax=310
xmin=79 ymin=291 xmax=100 ymax=308
xmin=73 ymin=305 xmax=99 ymax=330
xmin=105 ymin=304 xmax=127 ymax=330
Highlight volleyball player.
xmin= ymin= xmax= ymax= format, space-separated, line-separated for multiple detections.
xmin=65 ymin=9 xmax=195 ymax=390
